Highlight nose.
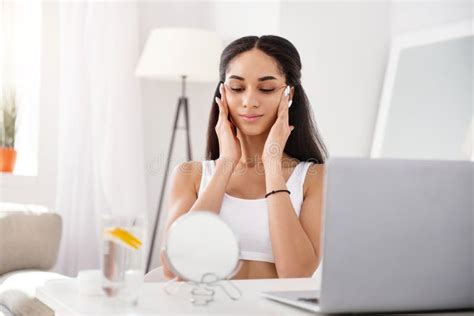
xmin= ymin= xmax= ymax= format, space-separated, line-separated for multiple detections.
xmin=242 ymin=88 xmax=259 ymax=108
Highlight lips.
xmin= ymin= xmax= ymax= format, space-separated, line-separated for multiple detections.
xmin=239 ymin=114 xmax=264 ymax=122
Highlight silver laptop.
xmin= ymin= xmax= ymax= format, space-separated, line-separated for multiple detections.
xmin=262 ymin=158 xmax=473 ymax=313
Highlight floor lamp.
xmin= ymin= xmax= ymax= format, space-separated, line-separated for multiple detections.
xmin=135 ymin=28 xmax=222 ymax=273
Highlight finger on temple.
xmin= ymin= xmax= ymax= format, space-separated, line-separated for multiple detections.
xmin=278 ymin=86 xmax=290 ymax=114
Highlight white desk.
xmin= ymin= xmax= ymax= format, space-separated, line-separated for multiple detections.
xmin=37 ymin=277 xmax=317 ymax=315
xmin=36 ymin=278 xmax=473 ymax=316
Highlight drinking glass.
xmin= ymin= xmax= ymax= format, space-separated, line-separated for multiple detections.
xmin=100 ymin=214 xmax=146 ymax=305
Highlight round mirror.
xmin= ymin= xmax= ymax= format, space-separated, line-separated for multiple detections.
xmin=163 ymin=211 xmax=240 ymax=283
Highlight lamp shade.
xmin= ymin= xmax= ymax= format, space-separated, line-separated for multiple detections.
xmin=135 ymin=28 xmax=222 ymax=82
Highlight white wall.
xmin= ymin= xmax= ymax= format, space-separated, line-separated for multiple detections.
xmin=390 ymin=0 xmax=473 ymax=37
xmin=213 ymin=1 xmax=281 ymax=43
xmin=280 ymin=1 xmax=391 ymax=157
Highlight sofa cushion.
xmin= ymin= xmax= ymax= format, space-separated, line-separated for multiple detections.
xmin=0 ymin=203 xmax=62 ymax=275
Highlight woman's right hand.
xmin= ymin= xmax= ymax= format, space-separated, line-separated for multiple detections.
xmin=214 ymin=83 xmax=241 ymax=166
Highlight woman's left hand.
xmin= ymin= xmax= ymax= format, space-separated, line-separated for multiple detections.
xmin=262 ymin=88 xmax=294 ymax=164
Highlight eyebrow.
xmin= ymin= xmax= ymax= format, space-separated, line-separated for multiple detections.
xmin=228 ymin=75 xmax=278 ymax=82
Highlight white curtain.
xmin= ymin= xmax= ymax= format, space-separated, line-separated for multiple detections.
xmin=55 ymin=2 xmax=147 ymax=277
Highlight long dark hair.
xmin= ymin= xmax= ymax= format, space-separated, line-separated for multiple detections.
xmin=206 ymin=35 xmax=328 ymax=164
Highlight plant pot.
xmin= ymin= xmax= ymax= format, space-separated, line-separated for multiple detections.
xmin=0 ymin=147 xmax=17 ymax=173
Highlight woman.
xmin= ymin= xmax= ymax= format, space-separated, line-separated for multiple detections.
xmin=160 ymin=35 xmax=328 ymax=280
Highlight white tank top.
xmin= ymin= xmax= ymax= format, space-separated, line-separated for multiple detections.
xmin=198 ymin=160 xmax=313 ymax=263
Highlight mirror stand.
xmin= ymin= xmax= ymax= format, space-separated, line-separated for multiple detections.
xmin=163 ymin=272 xmax=242 ymax=306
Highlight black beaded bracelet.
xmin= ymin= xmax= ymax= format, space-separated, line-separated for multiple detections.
xmin=265 ymin=189 xmax=291 ymax=198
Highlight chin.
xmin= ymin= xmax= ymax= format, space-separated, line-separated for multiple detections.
xmin=238 ymin=125 xmax=269 ymax=137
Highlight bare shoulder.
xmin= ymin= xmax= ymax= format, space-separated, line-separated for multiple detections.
xmin=303 ymin=163 xmax=326 ymax=197
xmin=172 ymin=160 xmax=202 ymax=176
xmin=171 ymin=161 xmax=203 ymax=193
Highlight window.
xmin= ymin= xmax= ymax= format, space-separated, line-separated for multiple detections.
xmin=0 ymin=1 xmax=41 ymax=176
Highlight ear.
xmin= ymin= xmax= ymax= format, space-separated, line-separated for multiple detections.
xmin=290 ymin=86 xmax=295 ymax=101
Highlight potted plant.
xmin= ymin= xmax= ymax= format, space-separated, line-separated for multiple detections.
xmin=0 ymin=90 xmax=17 ymax=173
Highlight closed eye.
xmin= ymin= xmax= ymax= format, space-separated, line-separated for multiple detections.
xmin=230 ymin=88 xmax=275 ymax=93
